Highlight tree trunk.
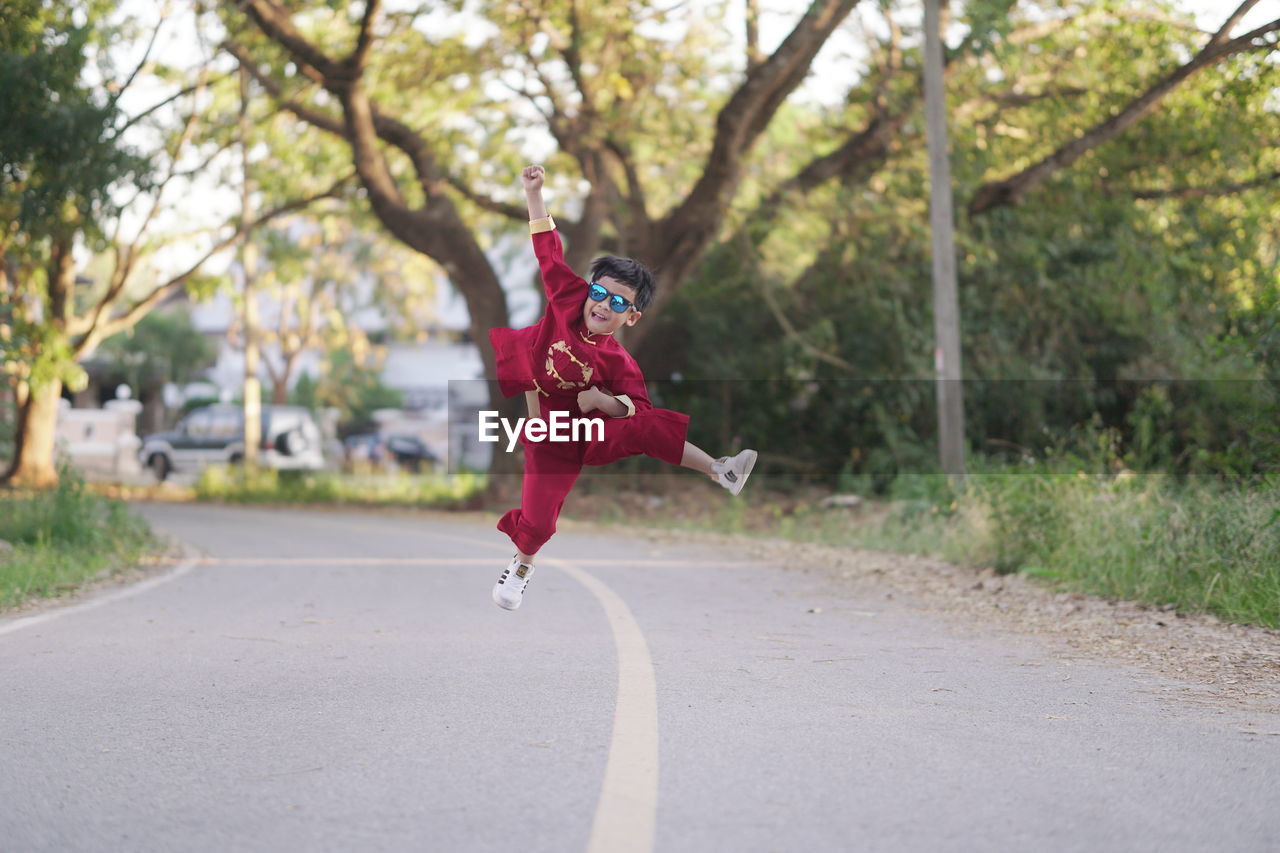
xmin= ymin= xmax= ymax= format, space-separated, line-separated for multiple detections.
xmin=5 ymin=379 xmax=63 ymax=489
xmin=4 ymin=235 xmax=74 ymax=488
xmin=142 ymin=382 xmax=166 ymax=435
xmin=273 ymin=377 xmax=290 ymax=406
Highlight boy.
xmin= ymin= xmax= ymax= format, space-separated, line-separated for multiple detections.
xmin=487 ymin=164 xmax=757 ymax=611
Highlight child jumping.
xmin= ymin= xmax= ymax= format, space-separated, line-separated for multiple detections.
xmin=487 ymin=164 xmax=757 ymax=611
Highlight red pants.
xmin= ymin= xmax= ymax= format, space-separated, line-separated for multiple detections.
xmin=497 ymin=407 xmax=690 ymax=555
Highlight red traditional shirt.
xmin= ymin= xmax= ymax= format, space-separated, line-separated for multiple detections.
xmin=488 ymin=223 xmax=652 ymax=417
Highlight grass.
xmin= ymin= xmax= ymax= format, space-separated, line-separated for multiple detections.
xmin=0 ymin=470 xmax=160 ymax=611
xmin=194 ymin=464 xmax=488 ymax=508
xmin=849 ymin=472 xmax=1280 ymax=628
xmin=564 ymin=466 xmax=1280 ymax=629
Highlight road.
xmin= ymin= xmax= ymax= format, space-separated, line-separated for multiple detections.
xmin=2 ymin=503 xmax=1277 ymax=852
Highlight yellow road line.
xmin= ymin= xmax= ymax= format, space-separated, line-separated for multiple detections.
xmin=546 ymin=556 xmax=659 ymax=853
xmin=199 ymin=555 xmax=748 ymax=567
xmin=290 ymin=513 xmax=663 ymax=853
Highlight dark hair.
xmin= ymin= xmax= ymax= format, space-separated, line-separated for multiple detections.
xmin=589 ymin=255 xmax=656 ymax=312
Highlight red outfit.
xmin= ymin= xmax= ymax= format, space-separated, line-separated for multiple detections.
xmin=488 ymin=226 xmax=689 ymax=555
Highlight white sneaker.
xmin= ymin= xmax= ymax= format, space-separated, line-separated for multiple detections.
xmin=712 ymin=449 xmax=757 ymax=496
xmin=493 ymin=555 xmax=536 ymax=610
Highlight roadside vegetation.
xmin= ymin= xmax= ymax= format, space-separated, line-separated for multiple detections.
xmin=193 ymin=465 xmax=486 ymax=509
xmin=837 ymin=472 xmax=1278 ymax=630
xmin=0 ymin=470 xmax=160 ymax=612
xmin=569 ymin=458 xmax=1280 ymax=630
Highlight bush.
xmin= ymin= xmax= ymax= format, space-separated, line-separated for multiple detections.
xmin=195 ymin=464 xmax=485 ymax=508
xmin=0 ymin=468 xmax=157 ymax=610
xmin=863 ymin=467 xmax=1280 ymax=628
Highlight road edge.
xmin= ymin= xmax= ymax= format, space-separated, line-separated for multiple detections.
xmin=0 ymin=540 xmax=204 ymax=637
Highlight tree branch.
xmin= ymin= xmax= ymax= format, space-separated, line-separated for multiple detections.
xmin=1207 ymin=0 xmax=1263 ymax=51
xmin=72 ymin=174 xmax=354 ymax=354
xmin=743 ymin=237 xmax=856 ymax=372
xmin=655 ymin=0 xmax=860 ymax=271
xmin=88 ymin=64 xmax=212 ymax=339
xmin=225 ymin=12 xmax=441 ymax=214
xmin=970 ymin=13 xmax=1280 ymax=214
xmin=1124 ymin=170 xmax=1280 ymax=200
xmin=107 ymin=0 xmax=172 ymax=114
xmin=349 ymin=0 xmax=382 ymax=74
xmin=562 ymin=0 xmax=594 ymax=111
xmin=444 ymin=176 xmax=527 ymax=221
xmin=226 ymin=42 xmax=348 ymax=137
xmin=605 ymin=136 xmax=650 ymax=243
xmin=746 ymin=0 xmax=763 ymax=71
xmin=233 ymin=0 xmax=348 ymax=82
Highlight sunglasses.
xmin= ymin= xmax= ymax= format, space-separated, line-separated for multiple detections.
xmin=588 ymin=282 xmax=636 ymax=314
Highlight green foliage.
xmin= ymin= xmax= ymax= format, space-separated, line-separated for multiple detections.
xmin=301 ymin=348 xmax=403 ymax=436
xmin=859 ymin=468 xmax=1280 ymax=629
xmin=648 ymin=0 xmax=1280 ymax=487
xmin=0 ymin=466 xmax=158 ymax=609
xmin=0 ymin=0 xmax=150 ymax=241
xmin=8 ymin=317 xmax=89 ymax=392
xmin=98 ymin=310 xmax=217 ymax=394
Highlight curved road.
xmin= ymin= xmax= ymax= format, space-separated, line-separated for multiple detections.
xmin=2 ymin=503 xmax=1277 ymax=852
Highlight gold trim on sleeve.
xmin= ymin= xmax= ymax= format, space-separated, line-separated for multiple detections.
xmin=613 ymin=394 xmax=637 ymax=418
xmin=529 ymin=215 xmax=556 ymax=235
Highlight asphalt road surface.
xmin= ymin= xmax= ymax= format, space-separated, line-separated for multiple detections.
xmin=2 ymin=503 xmax=1278 ymax=852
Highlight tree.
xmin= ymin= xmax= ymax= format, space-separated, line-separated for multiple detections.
xmin=644 ymin=0 xmax=1280 ymax=483
xmin=98 ymin=310 xmax=217 ymax=433
xmin=968 ymin=0 xmax=1280 ymax=214
xmin=2 ymin=0 xmax=153 ymax=487
xmin=215 ymin=0 xmax=861 ymax=467
xmin=228 ymin=212 xmax=437 ymax=405
xmin=0 ymin=2 xmax=345 ymax=487
xmin=299 ymin=347 xmax=403 ymax=438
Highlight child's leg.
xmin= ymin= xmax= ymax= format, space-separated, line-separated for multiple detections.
xmin=581 ymin=408 xmax=690 ymax=467
xmin=580 ymin=409 xmax=753 ymax=491
xmin=496 ymin=441 xmax=582 ymax=560
xmin=679 ymin=441 xmax=719 ymax=481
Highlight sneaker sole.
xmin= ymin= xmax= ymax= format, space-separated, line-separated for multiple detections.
xmin=729 ymin=449 xmax=757 ymax=496
xmin=493 ymin=581 xmax=523 ymax=610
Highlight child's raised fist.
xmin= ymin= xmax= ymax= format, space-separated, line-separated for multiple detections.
xmin=521 ymin=165 xmax=545 ymax=191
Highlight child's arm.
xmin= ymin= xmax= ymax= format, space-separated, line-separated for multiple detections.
xmin=522 ymin=165 xmax=585 ymax=307
xmin=578 ymin=387 xmax=628 ymax=417
xmin=523 ymin=164 xmax=548 ymax=220
xmin=578 ymin=352 xmax=653 ymax=418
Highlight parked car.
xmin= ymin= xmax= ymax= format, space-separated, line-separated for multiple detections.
xmin=343 ymin=433 xmax=438 ymax=473
xmin=384 ymin=434 xmax=438 ymax=472
xmin=343 ymin=433 xmax=385 ymax=468
xmin=139 ymin=404 xmax=325 ymax=481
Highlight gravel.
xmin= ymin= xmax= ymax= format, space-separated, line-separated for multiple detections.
xmin=593 ymin=522 xmax=1280 ymax=715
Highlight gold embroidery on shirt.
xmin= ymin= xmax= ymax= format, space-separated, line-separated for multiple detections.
xmin=545 ymin=339 xmax=594 ymax=390
xmin=532 ymin=378 xmax=550 ymax=397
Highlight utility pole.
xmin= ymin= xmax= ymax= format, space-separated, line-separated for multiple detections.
xmin=238 ymin=64 xmax=262 ymax=465
xmin=923 ymin=0 xmax=966 ymax=480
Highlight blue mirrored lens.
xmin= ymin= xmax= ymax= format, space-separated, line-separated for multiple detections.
xmin=609 ymin=295 xmax=629 ymax=313
xmin=588 ymin=283 xmax=608 ymax=302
